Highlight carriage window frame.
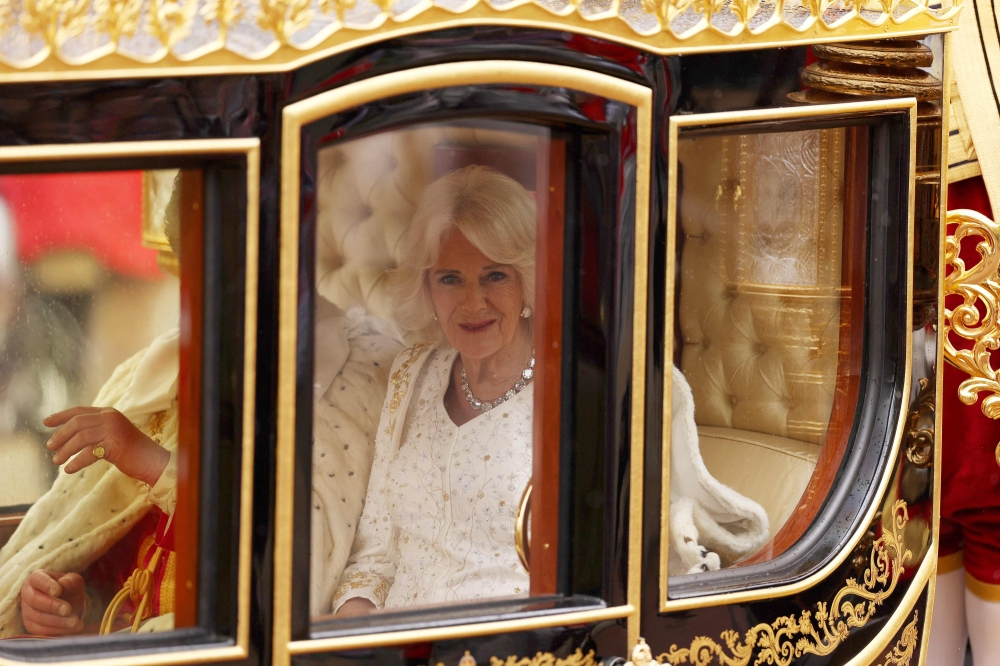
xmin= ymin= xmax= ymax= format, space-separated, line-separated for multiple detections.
xmin=0 ymin=140 xmax=259 ymax=665
xmin=659 ymin=100 xmax=917 ymax=612
xmin=274 ymin=60 xmax=653 ymax=664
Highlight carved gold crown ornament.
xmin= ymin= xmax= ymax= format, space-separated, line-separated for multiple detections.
xmin=943 ymin=209 xmax=1000 ymax=468
xmin=647 ymin=500 xmax=912 ymax=666
xmin=0 ymin=0 xmax=960 ymax=78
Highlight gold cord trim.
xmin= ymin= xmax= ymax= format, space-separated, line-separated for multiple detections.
xmin=99 ymin=546 xmax=165 ymax=635
xmin=660 ymin=499 xmax=912 ymax=666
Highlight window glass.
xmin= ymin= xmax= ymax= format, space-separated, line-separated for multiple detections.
xmin=668 ymin=126 xmax=863 ymax=575
xmin=310 ymin=121 xmax=561 ymax=623
xmin=0 ymin=169 xmax=198 ymax=638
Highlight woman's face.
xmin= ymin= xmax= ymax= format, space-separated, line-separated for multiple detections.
xmin=429 ymin=229 xmax=526 ymax=360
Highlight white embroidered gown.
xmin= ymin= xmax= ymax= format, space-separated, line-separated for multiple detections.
xmin=333 ymin=345 xmax=532 ymax=610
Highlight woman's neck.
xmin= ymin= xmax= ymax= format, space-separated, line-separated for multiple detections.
xmin=459 ymin=326 xmax=533 ymax=401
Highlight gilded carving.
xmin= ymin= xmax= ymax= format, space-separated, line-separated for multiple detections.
xmin=943 ymin=210 xmax=1000 ymax=426
xmin=903 ymin=377 xmax=934 ymax=468
xmin=94 ymin=0 xmax=142 ymax=46
xmin=257 ymin=0 xmax=305 ymax=44
xmin=146 ymin=0 xmax=198 ymax=51
xmin=0 ymin=0 xmax=961 ymax=75
xmin=659 ymin=500 xmax=912 ymax=666
xmin=200 ymin=0 xmax=246 ymax=42
xmin=18 ymin=0 xmax=91 ymax=49
xmin=875 ymin=611 xmax=919 ymax=666
xmin=489 ymin=648 xmax=599 ymax=666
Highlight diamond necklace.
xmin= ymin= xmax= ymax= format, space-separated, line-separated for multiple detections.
xmin=460 ymin=349 xmax=536 ymax=411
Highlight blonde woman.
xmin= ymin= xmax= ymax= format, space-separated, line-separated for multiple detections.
xmin=334 ymin=166 xmax=536 ymax=615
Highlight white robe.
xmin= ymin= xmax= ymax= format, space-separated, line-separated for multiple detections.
xmin=668 ymin=366 xmax=770 ymax=574
xmin=310 ymin=307 xmax=403 ymax=616
xmin=0 ymin=329 xmax=179 ymax=637
xmin=333 ymin=344 xmax=532 ymax=611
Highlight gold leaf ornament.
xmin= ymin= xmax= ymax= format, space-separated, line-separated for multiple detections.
xmin=943 ymin=210 xmax=1000 ymax=420
xmin=256 ymin=0 xmax=313 ymax=44
xmin=94 ymin=0 xmax=143 ymax=46
xmin=146 ymin=0 xmax=198 ymax=49
xmin=874 ymin=611 xmax=919 ymax=666
xmin=18 ymin=0 xmax=91 ymax=49
xmin=729 ymin=0 xmax=760 ymax=27
xmin=489 ymin=648 xmax=599 ymax=666
xmin=659 ymin=500 xmax=912 ymax=666
xmin=201 ymin=0 xmax=246 ymax=41
xmin=316 ymin=0 xmax=356 ymax=21
xmin=0 ymin=0 xmax=13 ymax=33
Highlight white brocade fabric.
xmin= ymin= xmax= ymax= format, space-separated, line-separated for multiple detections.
xmin=146 ymin=451 xmax=177 ymax=517
xmin=0 ymin=328 xmax=179 ymax=636
xmin=333 ymin=345 xmax=532 ymax=611
xmin=310 ymin=307 xmax=404 ymax=616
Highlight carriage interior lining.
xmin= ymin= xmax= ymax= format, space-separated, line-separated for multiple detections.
xmin=676 ymin=129 xmax=846 ymax=548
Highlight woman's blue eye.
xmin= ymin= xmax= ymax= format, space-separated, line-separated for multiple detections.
xmin=439 ymin=275 xmax=458 ymax=285
xmin=486 ymin=272 xmax=507 ymax=282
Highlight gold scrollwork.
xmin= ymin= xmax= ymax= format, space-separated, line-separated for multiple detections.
xmin=659 ymin=500 xmax=912 ymax=666
xmin=944 ymin=210 xmax=1000 ymax=421
xmin=904 ymin=377 xmax=934 ymax=468
xmin=490 ymin=648 xmax=599 ymax=666
xmin=873 ymin=610 xmax=919 ymax=666
xmin=0 ymin=0 xmax=961 ymax=76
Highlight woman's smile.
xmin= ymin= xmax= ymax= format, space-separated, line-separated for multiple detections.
xmin=458 ymin=319 xmax=497 ymax=334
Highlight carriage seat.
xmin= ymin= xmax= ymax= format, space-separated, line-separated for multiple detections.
xmin=696 ymin=425 xmax=820 ymax=540
xmin=677 ymin=131 xmax=845 ymax=549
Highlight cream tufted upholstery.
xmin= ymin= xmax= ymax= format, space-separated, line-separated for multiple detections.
xmin=676 ymin=130 xmax=846 ymax=541
xmin=315 ymin=125 xmax=541 ymax=340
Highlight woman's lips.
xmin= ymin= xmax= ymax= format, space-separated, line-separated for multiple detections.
xmin=459 ymin=319 xmax=497 ymax=334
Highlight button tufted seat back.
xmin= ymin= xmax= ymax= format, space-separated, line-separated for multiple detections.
xmin=676 ymin=129 xmax=846 ymax=538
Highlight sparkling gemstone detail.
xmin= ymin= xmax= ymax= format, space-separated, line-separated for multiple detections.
xmin=460 ymin=348 xmax=535 ymax=411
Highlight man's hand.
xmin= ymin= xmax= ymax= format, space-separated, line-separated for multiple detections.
xmin=19 ymin=571 xmax=86 ymax=636
xmin=44 ymin=407 xmax=169 ymax=486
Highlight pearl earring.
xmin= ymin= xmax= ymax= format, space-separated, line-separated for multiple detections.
xmin=521 ymin=306 xmax=532 ymax=319
xmin=432 ymin=312 xmax=438 ymax=321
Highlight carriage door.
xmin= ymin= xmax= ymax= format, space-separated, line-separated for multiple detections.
xmin=273 ymin=61 xmax=651 ymax=666
xmin=643 ymin=52 xmax=939 ymax=664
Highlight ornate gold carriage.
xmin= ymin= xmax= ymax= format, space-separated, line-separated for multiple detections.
xmin=0 ymin=0 xmax=972 ymax=663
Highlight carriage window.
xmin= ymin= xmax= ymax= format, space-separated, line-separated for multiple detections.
xmin=309 ymin=121 xmax=563 ymax=623
xmin=0 ymin=169 xmax=200 ymax=639
xmin=666 ymin=125 xmax=865 ymax=576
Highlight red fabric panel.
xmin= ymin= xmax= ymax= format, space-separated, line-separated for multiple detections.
xmin=0 ymin=171 xmax=160 ymax=279
xmin=942 ymin=176 xmax=1000 ymax=586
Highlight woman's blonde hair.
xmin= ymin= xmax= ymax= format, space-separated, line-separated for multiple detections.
xmin=389 ymin=165 xmax=536 ymax=333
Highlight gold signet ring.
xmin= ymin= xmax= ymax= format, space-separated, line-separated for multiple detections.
xmin=92 ymin=445 xmax=106 ymax=460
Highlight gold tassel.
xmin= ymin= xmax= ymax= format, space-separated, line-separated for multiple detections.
xmin=99 ymin=546 xmax=164 ymax=635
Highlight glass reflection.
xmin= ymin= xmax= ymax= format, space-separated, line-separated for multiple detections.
xmin=0 ymin=170 xmax=187 ymax=637
xmin=311 ymin=122 xmax=552 ymax=621
xmin=669 ymin=128 xmax=853 ymax=575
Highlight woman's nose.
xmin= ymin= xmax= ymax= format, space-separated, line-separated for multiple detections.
xmin=459 ymin=283 xmax=487 ymax=311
